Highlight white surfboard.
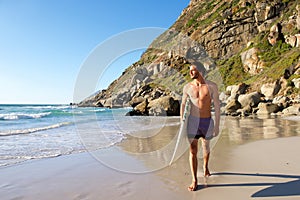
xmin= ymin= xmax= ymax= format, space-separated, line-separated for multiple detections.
xmin=169 ymin=98 xmax=191 ymax=165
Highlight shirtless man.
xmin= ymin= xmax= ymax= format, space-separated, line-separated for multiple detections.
xmin=180 ymin=61 xmax=220 ymax=191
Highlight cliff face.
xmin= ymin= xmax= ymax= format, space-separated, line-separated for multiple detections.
xmin=79 ymin=0 xmax=300 ymax=116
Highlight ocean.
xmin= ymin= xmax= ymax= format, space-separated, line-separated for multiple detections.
xmin=0 ymin=104 xmax=180 ymax=167
xmin=1 ymin=104 xmax=300 ymax=169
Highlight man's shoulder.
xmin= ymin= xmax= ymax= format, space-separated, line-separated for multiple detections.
xmin=183 ymin=82 xmax=192 ymax=89
xmin=206 ymin=80 xmax=217 ymax=87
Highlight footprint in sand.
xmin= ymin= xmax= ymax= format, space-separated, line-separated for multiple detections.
xmin=116 ymin=181 xmax=134 ymax=196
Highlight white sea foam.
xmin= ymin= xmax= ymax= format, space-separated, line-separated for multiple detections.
xmin=105 ymin=132 xmax=126 ymax=145
xmin=0 ymin=122 xmax=71 ymax=136
xmin=0 ymin=153 xmax=63 ymax=167
xmin=0 ymin=112 xmax=51 ymax=120
xmin=93 ymin=108 xmax=107 ymax=112
xmin=24 ymin=105 xmax=71 ymax=110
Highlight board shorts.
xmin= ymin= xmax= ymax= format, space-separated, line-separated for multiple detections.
xmin=187 ymin=115 xmax=214 ymax=140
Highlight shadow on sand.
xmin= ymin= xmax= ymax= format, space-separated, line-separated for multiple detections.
xmin=198 ymin=172 xmax=300 ymax=198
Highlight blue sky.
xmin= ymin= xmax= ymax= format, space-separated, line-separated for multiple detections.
xmin=0 ymin=0 xmax=189 ymax=104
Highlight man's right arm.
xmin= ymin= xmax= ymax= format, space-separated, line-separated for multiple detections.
xmin=180 ymin=84 xmax=188 ymax=121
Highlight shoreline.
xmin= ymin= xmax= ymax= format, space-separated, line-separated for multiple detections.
xmin=1 ymin=116 xmax=300 ymax=199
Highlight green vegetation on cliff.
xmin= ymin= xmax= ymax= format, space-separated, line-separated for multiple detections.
xmin=80 ymin=0 xmax=300 ymax=107
xmin=142 ymin=0 xmax=300 ymax=95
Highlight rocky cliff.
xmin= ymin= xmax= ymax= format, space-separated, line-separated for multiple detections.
xmin=79 ymin=0 xmax=300 ymax=116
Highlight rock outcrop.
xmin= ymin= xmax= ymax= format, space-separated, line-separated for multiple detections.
xmin=79 ymin=0 xmax=300 ymax=117
xmin=240 ymin=48 xmax=265 ymax=75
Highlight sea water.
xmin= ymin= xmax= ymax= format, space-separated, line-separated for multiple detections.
xmin=0 ymin=104 xmax=180 ymax=167
xmin=2 ymin=104 xmax=299 ymax=168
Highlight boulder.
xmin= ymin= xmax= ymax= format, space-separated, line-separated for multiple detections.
xmin=294 ymin=95 xmax=300 ymax=103
xmin=225 ymin=99 xmax=242 ymax=113
xmin=268 ymin=23 xmax=283 ymax=46
xmin=285 ymin=34 xmax=300 ymax=48
xmin=254 ymin=2 xmax=268 ymax=23
xmin=256 ymin=102 xmax=279 ymax=115
xmin=240 ymin=48 xmax=264 ymax=75
xmin=148 ymin=96 xmax=180 ymax=116
xmin=236 ymin=105 xmax=252 ymax=116
xmin=238 ymin=92 xmax=262 ymax=108
xmin=125 ymin=109 xmax=146 ymax=116
xmin=134 ymin=99 xmax=149 ymax=115
xmin=148 ymin=106 xmax=166 ymax=116
xmin=219 ymin=92 xmax=227 ymax=103
xmin=260 ymin=80 xmax=281 ymax=100
xmin=129 ymin=97 xmax=145 ymax=107
xmin=292 ymin=78 xmax=300 ymax=88
xmin=254 ymin=1 xmax=282 ymax=24
xmin=272 ymin=95 xmax=290 ymax=105
xmin=226 ymin=83 xmax=248 ymax=98
xmin=152 ymin=90 xmax=163 ymax=99
xmin=258 ymin=19 xmax=276 ymax=33
xmin=282 ymin=104 xmax=300 ymax=115
xmin=285 ymin=35 xmax=297 ymax=47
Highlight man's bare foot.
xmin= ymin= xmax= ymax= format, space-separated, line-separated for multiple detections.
xmin=203 ymin=167 xmax=211 ymax=177
xmin=188 ymin=180 xmax=198 ymax=191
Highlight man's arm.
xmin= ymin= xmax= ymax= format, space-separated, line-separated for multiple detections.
xmin=180 ymin=84 xmax=188 ymax=121
xmin=211 ymin=82 xmax=221 ymax=137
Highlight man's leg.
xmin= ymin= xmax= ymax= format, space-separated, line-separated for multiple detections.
xmin=188 ymin=139 xmax=198 ymax=191
xmin=201 ymin=138 xmax=211 ymax=177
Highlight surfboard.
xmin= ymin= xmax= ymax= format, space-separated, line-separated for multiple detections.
xmin=169 ymin=98 xmax=191 ymax=165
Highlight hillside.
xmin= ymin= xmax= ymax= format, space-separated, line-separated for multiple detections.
xmin=79 ymin=0 xmax=300 ymax=116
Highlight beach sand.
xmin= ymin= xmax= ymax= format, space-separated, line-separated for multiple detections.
xmin=1 ymin=117 xmax=300 ymax=200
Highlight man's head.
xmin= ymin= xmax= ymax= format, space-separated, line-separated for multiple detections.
xmin=189 ymin=60 xmax=207 ymax=79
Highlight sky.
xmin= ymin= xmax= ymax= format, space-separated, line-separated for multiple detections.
xmin=0 ymin=0 xmax=190 ymax=104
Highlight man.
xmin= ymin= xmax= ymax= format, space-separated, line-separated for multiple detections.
xmin=180 ymin=61 xmax=220 ymax=191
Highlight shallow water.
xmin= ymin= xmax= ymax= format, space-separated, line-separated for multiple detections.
xmin=109 ymin=114 xmax=300 ymax=173
xmin=222 ymin=115 xmax=300 ymax=145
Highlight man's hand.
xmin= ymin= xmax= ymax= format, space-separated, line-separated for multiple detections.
xmin=213 ymin=126 xmax=219 ymax=137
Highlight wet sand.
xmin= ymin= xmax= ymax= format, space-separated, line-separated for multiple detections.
xmin=1 ymin=116 xmax=300 ymax=200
